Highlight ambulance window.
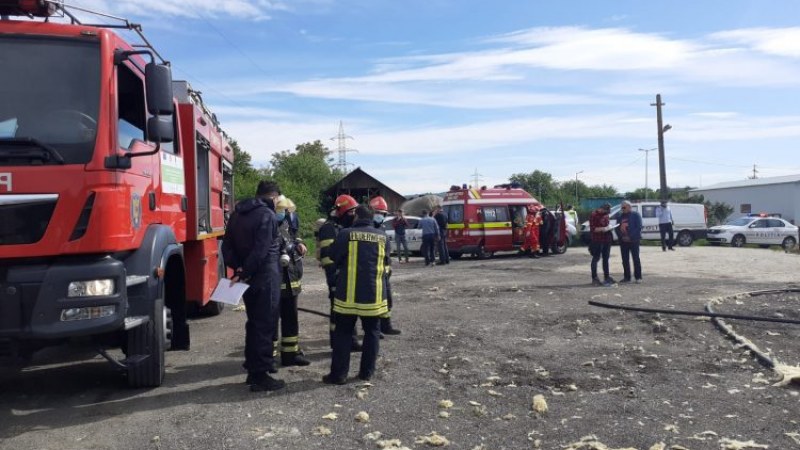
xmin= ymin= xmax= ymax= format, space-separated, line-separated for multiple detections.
xmin=117 ymin=64 xmax=145 ymax=150
xmin=494 ymin=207 xmax=509 ymax=222
xmin=483 ymin=208 xmax=497 ymax=222
xmin=641 ymin=205 xmax=657 ymax=218
xmin=444 ymin=205 xmax=463 ymax=223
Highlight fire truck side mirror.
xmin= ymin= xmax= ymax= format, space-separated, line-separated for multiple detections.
xmin=145 ymin=63 xmax=174 ymax=116
xmin=147 ymin=116 xmax=174 ymax=144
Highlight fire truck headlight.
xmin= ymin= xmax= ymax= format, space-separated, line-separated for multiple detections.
xmin=67 ymin=279 xmax=116 ymax=297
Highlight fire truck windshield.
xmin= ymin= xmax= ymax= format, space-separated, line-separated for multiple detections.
xmin=0 ymin=36 xmax=100 ymax=165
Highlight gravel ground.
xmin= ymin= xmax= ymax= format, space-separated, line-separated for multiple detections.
xmin=1 ymin=245 xmax=799 ymax=450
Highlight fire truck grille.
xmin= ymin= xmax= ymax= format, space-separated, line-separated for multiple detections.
xmin=0 ymin=201 xmax=57 ymax=245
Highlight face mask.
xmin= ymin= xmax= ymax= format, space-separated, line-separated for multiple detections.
xmin=373 ymin=214 xmax=385 ymax=225
xmin=275 ymin=212 xmax=286 ymax=222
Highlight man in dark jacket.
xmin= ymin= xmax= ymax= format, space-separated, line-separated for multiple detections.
xmin=589 ymin=203 xmax=616 ymax=287
xmin=617 ymin=200 xmax=643 ymax=283
xmin=323 ymin=205 xmax=391 ymax=385
xmin=433 ymin=206 xmax=450 ymax=265
xmin=222 ymin=180 xmax=285 ymax=392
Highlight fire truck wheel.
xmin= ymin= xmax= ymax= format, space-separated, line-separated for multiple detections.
xmin=449 ymin=252 xmax=462 ymax=260
xmin=126 ymin=297 xmax=167 ymax=388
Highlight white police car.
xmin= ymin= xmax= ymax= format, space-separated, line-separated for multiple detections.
xmin=706 ymin=215 xmax=798 ymax=249
xmin=382 ymin=215 xmax=423 ymax=254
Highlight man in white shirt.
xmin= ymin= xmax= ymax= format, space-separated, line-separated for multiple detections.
xmin=655 ymin=200 xmax=674 ymax=251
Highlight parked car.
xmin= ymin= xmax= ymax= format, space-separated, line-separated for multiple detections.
xmin=382 ymin=215 xmax=423 ymax=254
xmin=706 ymin=216 xmax=798 ymax=249
xmin=580 ymin=202 xmax=707 ymax=246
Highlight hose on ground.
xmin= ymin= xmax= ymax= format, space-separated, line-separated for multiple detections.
xmin=588 ymin=300 xmax=800 ymax=325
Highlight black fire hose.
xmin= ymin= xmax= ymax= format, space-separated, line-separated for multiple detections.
xmin=298 ymin=307 xmax=331 ymax=318
xmin=588 ymin=300 xmax=800 ymax=325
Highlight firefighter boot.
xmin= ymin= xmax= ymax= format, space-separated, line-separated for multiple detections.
xmin=380 ymin=317 xmax=402 ymax=335
xmin=281 ymin=351 xmax=311 ymax=367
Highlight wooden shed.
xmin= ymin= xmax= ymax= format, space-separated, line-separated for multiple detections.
xmin=323 ymin=167 xmax=406 ymax=213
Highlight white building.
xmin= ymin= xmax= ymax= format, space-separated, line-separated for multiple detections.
xmin=691 ymin=174 xmax=800 ymax=224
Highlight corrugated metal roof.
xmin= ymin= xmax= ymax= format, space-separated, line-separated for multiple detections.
xmin=692 ymin=174 xmax=800 ymax=192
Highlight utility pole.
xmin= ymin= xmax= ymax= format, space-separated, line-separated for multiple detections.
xmin=638 ymin=148 xmax=657 ymax=201
xmin=748 ymin=164 xmax=758 ymax=179
xmin=471 ymin=168 xmax=483 ymax=188
xmin=651 ymin=94 xmax=671 ymax=202
xmin=575 ymin=170 xmax=583 ymax=204
xmin=330 ymin=121 xmax=358 ymax=174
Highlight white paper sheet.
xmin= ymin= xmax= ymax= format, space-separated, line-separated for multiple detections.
xmin=597 ymin=223 xmax=620 ymax=232
xmin=210 ymin=278 xmax=250 ymax=305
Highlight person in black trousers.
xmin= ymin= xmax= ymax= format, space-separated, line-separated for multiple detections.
xmin=222 ymin=180 xmax=285 ymax=392
xmin=323 ymin=205 xmax=391 ymax=384
xmin=434 ymin=206 xmax=450 ymax=264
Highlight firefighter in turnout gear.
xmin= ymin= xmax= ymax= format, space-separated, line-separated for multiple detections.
xmin=273 ymin=196 xmax=311 ymax=367
xmin=317 ymin=194 xmax=362 ymax=351
xmin=369 ymin=196 xmax=401 ymax=337
xmin=323 ymin=205 xmax=391 ymax=384
xmin=520 ymin=203 xmax=541 ymax=258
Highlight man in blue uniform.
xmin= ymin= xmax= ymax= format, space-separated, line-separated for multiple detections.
xmin=222 ymin=180 xmax=285 ymax=392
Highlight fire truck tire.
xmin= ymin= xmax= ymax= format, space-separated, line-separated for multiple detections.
xmin=449 ymin=252 xmax=462 ymax=260
xmin=126 ymin=297 xmax=167 ymax=388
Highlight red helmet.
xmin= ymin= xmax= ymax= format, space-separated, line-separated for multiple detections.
xmin=369 ymin=196 xmax=389 ymax=214
xmin=334 ymin=194 xmax=358 ymax=217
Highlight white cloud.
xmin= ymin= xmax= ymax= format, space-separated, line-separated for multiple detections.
xmin=711 ymin=27 xmax=800 ymax=58
xmin=66 ymin=0 xmax=326 ymax=20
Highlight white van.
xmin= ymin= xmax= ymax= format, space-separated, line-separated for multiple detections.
xmin=580 ymin=202 xmax=707 ymax=246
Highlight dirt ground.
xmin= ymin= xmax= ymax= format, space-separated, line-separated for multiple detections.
xmin=1 ymin=245 xmax=799 ymax=450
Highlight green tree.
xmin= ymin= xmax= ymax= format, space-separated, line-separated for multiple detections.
xmin=270 ymin=140 xmax=342 ymax=242
xmin=510 ymin=170 xmax=557 ymax=204
xmin=706 ymin=201 xmax=734 ymax=226
xmin=230 ymin=139 xmax=263 ymax=201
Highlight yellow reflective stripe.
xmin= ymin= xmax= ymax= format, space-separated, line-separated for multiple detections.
xmin=379 ymin=310 xmax=391 ymax=318
xmin=470 ymin=188 xmax=481 ymax=199
xmin=468 ymin=222 xmax=509 ymax=229
xmin=280 ymin=281 xmax=301 ymax=289
xmin=333 ymin=299 xmax=388 ymax=316
xmin=281 ymin=344 xmax=299 ymax=352
xmin=375 ymin=241 xmax=385 ymax=304
xmin=321 ymin=256 xmax=334 ymax=266
xmin=346 ymin=240 xmax=358 ymax=304
xmin=281 ymin=336 xmax=299 ymax=343
xmin=319 ymin=238 xmax=334 ymax=248
xmin=447 ymin=223 xmax=465 ymax=229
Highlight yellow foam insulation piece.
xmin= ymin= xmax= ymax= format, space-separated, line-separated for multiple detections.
xmin=563 ymin=435 xmax=638 ymax=450
xmin=773 ymin=363 xmax=800 ymax=386
xmin=438 ymin=399 xmax=454 ymax=409
xmin=532 ymin=394 xmax=548 ymax=414
xmin=718 ymin=438 xmax=769 ymax=449
xmin=785 ymin=432 xmax=800 ymax=445
xmin=648 ymin=443 xmax=665 ymax=450
xmin=415 ymin=432 xmax=450 ymax=447
xmin=355 ymin=411 xmax=370 ymax=423
xmin=377 ymin=439 xmax=411 ymax=450
xmin=312 ymin=425 xmax=331 ymax=436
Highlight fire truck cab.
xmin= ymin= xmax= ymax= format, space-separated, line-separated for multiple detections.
xmin=0 ymin=1 xmax=234 ymax=387
xmin=443 ymin=185 xmax=546 ymax=258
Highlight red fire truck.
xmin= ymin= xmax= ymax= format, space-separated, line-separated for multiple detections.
xmin=443 ymin=185 xmax=567 ymax=258
xmin=0 ymin=1 xmax=234 ymax=387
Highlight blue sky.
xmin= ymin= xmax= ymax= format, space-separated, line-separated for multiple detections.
xmin=68 ymin=0 xmax=800 ymax=195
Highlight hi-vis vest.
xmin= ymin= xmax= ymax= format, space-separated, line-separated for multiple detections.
xmin=332 ymin=220 xmax=390 ymax=317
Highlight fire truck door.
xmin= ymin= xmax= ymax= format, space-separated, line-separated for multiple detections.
xmin=510 ymin=205 xmax=526 ymax=246
xmin=196 ymin=134 xmax=211 ymax=234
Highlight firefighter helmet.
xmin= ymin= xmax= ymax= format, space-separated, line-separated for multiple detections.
xmin=334 ymin=194 xmax=358 ymax=217
xmin=369 ymin=196 xmax=389 ymax=214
